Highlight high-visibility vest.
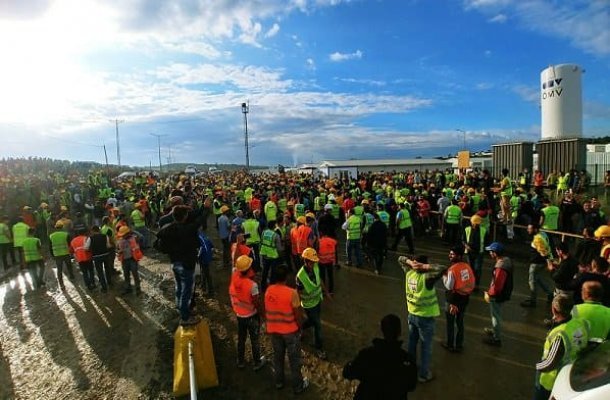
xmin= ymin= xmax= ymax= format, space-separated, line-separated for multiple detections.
xmin=377 ymin=211 xmax=390 ymax=227
xmin=542 ymin=206 xmax=560 ymax=230
xmin=539 ymin=318 xmax=589 ymax=390
xmin=572 ymin=301 xmax=610 ymax=341
xmin=314 ymin=197 xmax=323 ymax=211
xmin=346 ymin=215 xmax=361 ymax=240
xmin=465 ymin=226 xmax=487 ymax=254
xmin=557 ymin=175 xmax=568 ymax=190
xmin=447 ymin=262 xmax=475 ymax=295
xmin=229 ymin=270 xmax=257 ymax=317
xmin=445 ymin=205 xmax=461 ymax=225
xmin=397 ymin=209 xmax=412 ymax=229
xmin=264 ymin=201 xmax=278 ymax=223
xmin=0 ymin=223 xmax=10 ymax=244
xmin=295 ymin=204 xmax=305 ymax=218
xmin=265 ymin=284 xmax=299 ymax=334
xmin=70 ymin=235 xmax=92 ymax=263
xmin=49 ymin=231 xmax=70 ymax=257
xmin=260 ymin=229 xmax=279 ymax=259
xmin=330 ymin=204 xmax=340 ymax=220
xmin=242 ymin=219 xmax=261 ymax=245
xmin=12 ymin=222 xmax=29 ymax=247
xmin=131 ymin=209 xmax=145 ymax=228
xmin=22 ymin=237 xmax=42 ymax=262
xmin=296 ymin=225 xmax=312 ymax=254
xmin=471 ymin=195 xmax=481 ymax=212
xmin=297 ymin=265 xmax=322 ymax=309
xmin=363 ymin=213 xmax=374 ymax=233
xmin=405 ymin=269 xmax=440 ymax=317
xmin=318 ymin=237 xmax=337 ymax=264
xmin=290 ymin=227 xmax=300 ymax=255
xmin=101 ymin=224 xmax=115 ymax=247
xmin=118 ymin=236 xmax=143 ymax=262
xmin=278 ymin=198 xmax=287 ymax=213
xmin=510 ymin=196 xmax=521 ymax=218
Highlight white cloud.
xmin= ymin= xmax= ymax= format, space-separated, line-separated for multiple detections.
xmin=465 ymin=0 xmax=610 ymax=56
xmin=306 ymin=58 xmax=316 ymax=70
xmin=338 ymin=78 xmax=386 ymax=87
xmin=265 ymin=22 xmax=280 ymax=38
xmin=488 ymin=13 xmax=507 ymax=23
xmin=329 ymin=49 xmax=363 ymax=62
xmin=512 ymin=84 xmax=539 ymax=103
xmin=476 ymin=82 xmax=493 ymax=90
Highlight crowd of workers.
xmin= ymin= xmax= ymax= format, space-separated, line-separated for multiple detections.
xmin=1 ymin=156 xmax=610 ymax=398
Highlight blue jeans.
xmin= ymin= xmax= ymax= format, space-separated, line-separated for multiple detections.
xmin=122 ymin=258 xmax=141 ymax=291
xmin=346 ymin=239 xmax=363 ymax=267
xmin=407 ymin=314 xmax=435 ymax=378
xmin=302 ymin=303 xmax=323 ymax=350
xmin=528 ymin=263 xmax=553 ymax=302
xmin=27 ymin=260 xmax=46 ymax=288
xmin=270 ymin=332 xmax=304 ymax=391
xmin=172 ymin=262 xmax=195 ymax=320
xmin=489 ymin=300 xmax=503 ymax=340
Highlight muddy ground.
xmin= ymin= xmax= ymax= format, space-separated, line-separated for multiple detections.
xmin=0 ymin=225 xmax=552 ymax=400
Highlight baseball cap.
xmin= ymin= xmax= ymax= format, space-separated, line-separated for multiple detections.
xmin=485 ymin=242 xmax=504 ymax=253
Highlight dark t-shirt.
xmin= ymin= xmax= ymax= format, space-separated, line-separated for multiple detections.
xmin=552 ymin=256 xmax=579 ymax=291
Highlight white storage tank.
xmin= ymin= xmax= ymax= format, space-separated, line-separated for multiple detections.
xmin=540 ymin=64 xmax=583 ymax=140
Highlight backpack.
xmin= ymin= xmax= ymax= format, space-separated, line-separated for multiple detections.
xmin=197 ymin=233 xmax=214 ymax=265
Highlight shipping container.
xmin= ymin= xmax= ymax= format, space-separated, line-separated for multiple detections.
xmin=536 ymin=138 xmax=587 ymax=176
xmin=492 ymin=142 xmax=534 ymax=179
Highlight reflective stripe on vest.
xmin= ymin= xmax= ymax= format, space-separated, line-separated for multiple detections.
xmin=572 ymin=302 xmax=610 ymax=341
xmin=405 ymin=269 xmax=440 ymax=317
xmin=297 ymin=265 xmax=322 ymax=309
xmin=22 ymin=237 xmax=42 ymax=262
xmin=539 ymin=318 xmax=589 ymax=390
xmin=229 ymin=271 xmax=257 ymax=317
xmin=119 ymin=236 xmax=143 ymax=262
xmin=449 ymin=262 xmax=475 ymax=295
xmin=295 ymin=204 xmax=305 ymax=218
xmin=260 ymin=229 xmax=279 ymax=259
xmin=330 ymin=204 xmax=340 ymax=220
xmin=318 ymin=237 xmax=337 ymax=264
xmin=49 ymin=231 xmax=70 ymax=257
xmin=265 ymin=284 xmax=299 ymax=334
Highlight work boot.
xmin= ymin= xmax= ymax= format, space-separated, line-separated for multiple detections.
xmin=482 ymin=336 xmax=502 ymax=347
xmin=253 ymin=356 xmax=266 ymax=371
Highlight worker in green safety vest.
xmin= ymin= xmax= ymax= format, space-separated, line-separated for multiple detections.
xmin=571 ymin=281 xmax=610 ymax=342
xmin=534 ymin=295 xmax=589 ymax=399
xmin=391 ymin=202 xmax=414 ymax=254
xmin=22 ymin=228 xmax=46 ymax=289
xmin=342 ymin=208 xmax=363 ymax=267
xmin=398 ymin=254 xmax=442 ymax=383
xmin=0 ymin=215 xmax=13 ymax=271
xmin=444 ymin=199 xmax=463 ymax=247
xmin=49 ymin=220 xmax=75 ymax=289
xmin=260 ymin=220 xmax=283 ymax=293
xmin=12 ymin=217 xmax=30 ymax=269
xmin=242 ymin=211 xmax=262 ymax=271
xmin=296 ymin=248 xmax=331 ymax=360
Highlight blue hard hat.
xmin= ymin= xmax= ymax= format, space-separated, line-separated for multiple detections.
xmin=485 ymin=242 xmax=504 ymax=253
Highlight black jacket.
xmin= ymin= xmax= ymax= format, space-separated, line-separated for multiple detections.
xmin=156 ymin=221 xmax=200 ymax=269
xmin=343 ymin=339 xmax=417 ymax=400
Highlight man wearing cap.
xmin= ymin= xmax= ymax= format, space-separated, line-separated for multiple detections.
xmin=131 ymin=203 xmax=149 ymax=249
xmin=89 ymin=225 xmax=110 ymax=292
xmin=70 ymin=228 xmax=95 ymax=290
xmin=265 ymin=265 xmax=308 ymax=394
xmin=260 ymin=220 xmax=283 ymax=293
xmin=116 ymin=226 xmax=143 ymax=295
xmin=49 ymin=221 xmax=74 ymax=289
xmin=482 ymin=242 xmax=514 ymax=346
xmin=441 ymin=246 xmax=475 ymax=353
xmin=218 ymin=205 xmax=231 ymax=269
xmin=230 ymin=255 xmax=265 ymax=370
xmin=521 ymin=223 xmax=554 ymax=308
xmin=464 ymin=214 xmax=487 ymax=290
xmin=264 ymin=197 xmax=278 ymax=226
xmin=297 ymin=248 xmax=332 ymax=360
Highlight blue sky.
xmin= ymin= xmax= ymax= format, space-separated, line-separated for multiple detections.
xmin=0 ymin=0 xmax=608 ymax=167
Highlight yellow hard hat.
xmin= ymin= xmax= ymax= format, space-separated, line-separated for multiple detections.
xmin=117 ymin=226 xmax=131 ymax=238
xmin=301 ymin=247 xmax=319 ymax=262
xmin=235 ymin=255 xmax=253 ymax=272
xmin=594 ymin=225 xmax=610 ymax=239
xmin=23 ymin=206 xmax=32 ymax=211
xmin=306 ymin=212 xmax=315 ymax=219
xmin=54 ymin=221 xmax=64 ymax=229
xmin=467 ymin=188 xmax=475 ymax=194
xmin=361 ymin=199 xmax=369 ymax=205
xmin=470 ymin=215 xmax=482 ymax=225
xmin=40 ymin=202 xmax=49 ymax=208
xmin=220 ymin=205 xmax=230 ymax=213
xmin=287 ymin=201 xmax=295 ymax=206
xmin=297 ymin=216 xmax=307 ymax=224
xmin=60 ymin=205 xmax=68 ymax=211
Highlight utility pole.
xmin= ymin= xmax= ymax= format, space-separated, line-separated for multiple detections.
xmin=109 ymin=119 xmax=125 ymax=167
xmin=241 ymin=102 xmax=250 ymax=171
xmin=149 ymin=133 xmax=167 ymax=173
xmin=102 ymin=144 xmax=110 ymax=176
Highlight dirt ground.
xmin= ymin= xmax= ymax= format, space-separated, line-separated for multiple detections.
xmin=0 ymin=223 xmax=552 ymax=400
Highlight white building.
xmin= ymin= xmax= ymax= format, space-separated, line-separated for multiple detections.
xmin=316 ymin=158 xmax=451 ymax=179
